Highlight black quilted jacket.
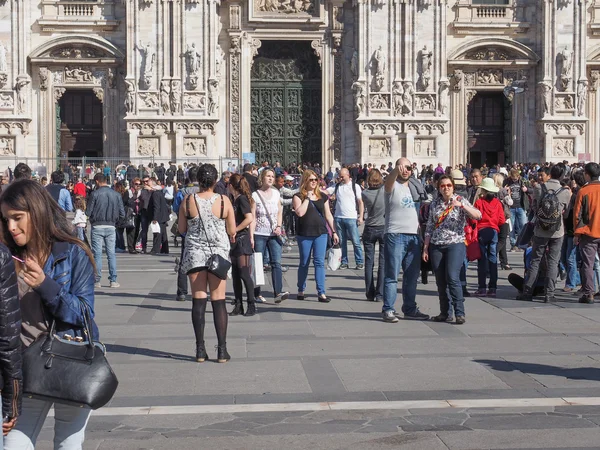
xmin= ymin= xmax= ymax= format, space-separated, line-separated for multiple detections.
xmin=0 ymin=244 xmax=22 ymax=418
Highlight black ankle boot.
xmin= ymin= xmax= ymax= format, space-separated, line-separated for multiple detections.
xmin=196 ymin=342 xmax=208 ymax=363
xmin=244 ymin=302 xmax=256 ymax=317
xmin=216 ymin=344 xmax=230 ymax=363
xmin=229 ymin=300 xmax=244 ymax=316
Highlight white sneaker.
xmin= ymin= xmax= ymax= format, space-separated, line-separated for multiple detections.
xmin=255 ymin=296 xmax=267 ymax=303
xmin=94 ymin=282 xmax=101 ymax=289
xmin=109 ymin=281 xmax=120 ymax=288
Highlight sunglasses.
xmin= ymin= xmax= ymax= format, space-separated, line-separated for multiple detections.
xmin=143 ymin=180 xmax=150 ymax=183
xmin=404 ymin=165 xmax=413 ymax=171
xmin=134 ymin=183 xmax=141 ymax=186
xmin=439 ymin=183 xmax=453 ymax=188
xmin=308 ymin=178 xmax=318 ymax=182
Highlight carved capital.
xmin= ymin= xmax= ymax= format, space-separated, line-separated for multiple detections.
xmin=39 ymin=67 xmax=49 ymax=91
xmin=311 ymin=40 xmax=323 ymax=67
xmin=54 ymin=88 xmax=66 ymax=103
xmin=93 ymin=87 xmax=104 ymax=103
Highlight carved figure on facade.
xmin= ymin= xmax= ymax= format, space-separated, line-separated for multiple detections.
xmin=539 ymin=81 xmax=552 ymax=115
xmin=14 ymin=76 xmax=30 ymax=114
xmin=553 ymin=138 xmax=575 ymax=157
xmin=257 ymin=0 xmax=314 ymax=13
xmin=231 ymin=36 xmax=241 ymax=53
xmin=370 ymin=94 xmax=389 ymax=110
xmin=65 ymin=67 xmax=92 ymax=83
xmin=93 ymin=88 xmax=104 ymax=103
xmin=137 ymin=41 xmax=155 ymax=90
xmin=186 ymin=43 xmax=202 ymax=76
xmin=577 ymin=80 xmax=588 ymax=116
xmin=39 ymin=68 xmax=49 ymax=91
xmin=414 ymin=138 xmax=436 ymax=157
xmin=438 ymin=79 xmax=449 ymax=115
xmin=160 ymin=80 xmax=170 ymax=114
xmin=184 ymin=138 xmax=207 ymax=157
xmin=416 ymin=94 xmax=435 ymax=111
xmin=0 ymin=73 xmax=6 ymax=90
xmin=0 ymin=137 xmax=14 ymax=156
xmin=465 ymin=48 xmax=510 ymax=61
xmin=350 ymin=50 xmax=359 ymax=80
xmin=54 ymin=88 xmax=66 ymax=103
xmin=215 ymin=46 xmax=225 ymax=78
xmin=139 ymin=92 xmax=159 ymax=109
xmin=557 ymin=47 xmax=573 ymax=92
xmin=402 ymin=81 xmax=414 ymax=115
xmin=311 ymin=40 xmax=323 ymax=68
xmin=0 ymin=93 xmax=13 ymax=109
xmin=589 ymin=70 xmax=600 ymax=92
xmin=369 ymin=138 xmax=391 ymax=158
xmin=170 ymin=80 xmax=181 ymax=114
xmin=561 ymin=95 xmax=574 ymax=110
xmin=107 ymin=68 xmax=116 ymax=89
xmin=372 ymin=46 xmax=386 ymax=91
xmin=478 ymin=69 xmax=503 ymax=85
xmin=418 ymin=46 xmax=432 ymax=92
xmin=124 ymin=79 xmax=136 ymax=114
xmin=230 ymin=5 xmax=241 ymax=29
xmin=352 ymin=82 xmax=366 ymax=117
xmin=451 ymin=69 xmax=463 ymax=91
xmin=207 ymin=78 xmax=219 ymax=115
xmin=392 ymin=81 xmax=404 ymax=116
xmin=184 ymin=93 xmax=205 ymax=110
xmin=0 ymin=42 xmax=7 ymax=73
xmin=137 ymin=138 xmax=159 ymax=156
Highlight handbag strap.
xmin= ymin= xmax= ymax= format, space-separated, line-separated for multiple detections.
xmin=194 ymin=194 xmax=222 ymax=256
xmin=256 ymin=189 xmax=277 ymax=233
xmin=435 ymin=200 xmax=454 ymax=229
xmin=308 ymin=198 xmax=331 ymax=235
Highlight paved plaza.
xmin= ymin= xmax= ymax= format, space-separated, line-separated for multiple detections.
xmin=34 ymin=245 xmax=600 ymax=449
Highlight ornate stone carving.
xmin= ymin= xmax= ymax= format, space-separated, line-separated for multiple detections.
xmin=466 ymin=90 xmax=477 ymax=104
xmin=539 ymin=81 xmax=552 ymax=115
xmin=418 ymin=46 xmax=432 ymax=92
xmin=175 ymin=121 xmax=216 ymax=135
xmin=438 ymin=79 xmax=450 ymax=115
xmin=368 ymin=138 xmax=391 ymax=158
xmin=170 ymin=80 xmax=181 ymax=114
xmin=557 ymin=47 xmax=573 ymax=92
xmin=451 ymin=69 xmax=463 ymax=91
xmin=39 ymin=68 xmax=49 ymax=91
xmin=464 ymin=72 xmax=476 ymax=87
xmin=54 ymin=87 xmax=66 ymax=103
xmin=414 ymin=138 xmax=436 ymax=157
xmin=14 ymin=76 xmax=30 ymax=114
xmin=137 ymin=137 xmax=159 ymax=156
xmin=130 ymin=122 xmax=169 ymax=135
xmin=0 ymin=73 xmax=7 ymax=90
xmin=107 ymin=68 xmax=116 ymax=89
xmin=352 ymin=81 xmax=366 ymax=117
xmin=124 ymin=79 xmax=136 ymax=114
xmin=256 ymin=0 xmax=314 ymax=13
xmin=544 ymin=122 xmax=585 ymax=135
xmin=93 ymin=87 xmax=104 ymax=103
xmin=49 ymin=47 xmax=105 ymax=59
xmin=249 ymin=38 xmax=262 ymax=68
xmin=333 ymin=49 xmax=342 ymax=162
xmin=553 ymin=138 xmax=575 ymax=157
xmin=160 ymin=80 xmax=170 ymax=115
xmin=207 ymin=78 xmax=219 ymax=115
xmin=184 ymin=137 xmax=207 ymax=156
xmin=465 ymin=48 xmax=510 ymax=61
xmin=350 ymin=50 xmax=359 ymax=81
xmin=186 ymin=43 xmax=201 ymax=78
xmin=577 ymin=80 xmax=588 ymax=116
xmin=392 ymin=81 xmax=404 ymax=116
xmin=230 ymin=36 xmax=241 ymax=157
xmin=0 ymin=93 xmax=13 ymax=109
xmin=311 ymin=40 xmax=323 ymax=68
xmin=0 ymin=137 xmax=14 ymax=156
xmin=554 ymin=94 xmax=574 ymax=110
xmin=65 ymin=67 xmax=93 ymax=83
xmin=0 ymin=42 xmax=7 ymax=73
xmin=477 ymin=69 xmax=503 ymax=85
xmin=370 ymin=94 xmax=390 ymax=110
xmin=372 ymin=46 xmax=386 ymax=91
xmin=183 ymin=92 xmax=206 ymax=110
xmin=402 ymin=82 xmax=415 ymax=115
xmin=215 ymin=46 xmax=225 ymax=78
xmin=139 ymin=92 xmax=159 ymax=109
xmin=406 ymin=122 xmax=447 ymax=135
xmin=53 ymin=71 xmax=63 ymax=85
xmin=137 ymin=41 xmax=155 ymax=90
xmin=230 ymin=5 xmax=241 ymax=29
xmin=590 ymin=70 xmax=600 ymax=92
xmin=359 ymin=123 xmax=401 ymax=135
xmin=415 ymin=94 xmax=436 ymax=111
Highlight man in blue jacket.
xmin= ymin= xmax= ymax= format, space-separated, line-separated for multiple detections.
xmin=87 ymin=173 xmax=125 ymax=288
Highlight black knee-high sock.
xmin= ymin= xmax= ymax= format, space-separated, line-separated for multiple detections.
xmin=212 ymin=300 xmax=228 ymax=347
xmin=192 ymin=298 xmax=208 ymax=346
xmin=239 ymin=265 xmax=256 ymax=304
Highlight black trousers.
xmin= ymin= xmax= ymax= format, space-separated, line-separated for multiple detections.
xmin=497 ymin=222 xmax=509 ymax=267
xmin=151 ymin=222 xmax=169 ymax=254
xmin=126 ymin=215 xmax=142 ymax=252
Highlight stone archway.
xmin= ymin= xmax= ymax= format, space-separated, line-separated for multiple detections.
xmin=28 ymin=36 xmax=124 ymax=165
xmin=447 ymin=38 xmax=540 ymax=166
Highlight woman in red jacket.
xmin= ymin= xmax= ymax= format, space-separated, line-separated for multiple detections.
xmin=473 ymin=178 xmax=506 ymax=298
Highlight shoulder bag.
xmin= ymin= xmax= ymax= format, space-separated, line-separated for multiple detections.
xmin=255 ymin=190 xmax=285 ymax=246
xmin=308 ymin=198 xmax=333 ymax=250
xmin=22 ymin=302 xmax=118 ymax=410
xmin=188 ymin=194 xmax=232 ymax=280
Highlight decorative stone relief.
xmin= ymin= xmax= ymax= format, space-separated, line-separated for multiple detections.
xmin=465 ymin=48 xmax=510 ymax=61
xmin=554 ymin=94 xmax=574 ymax=111
xmin=38 ymin=68 xmax=49 ymax=91
xmin=392 ymin=81 xmax=403 ymax=116
xmin=93 ymin=87 xmax=104 ymax=103
xmin=170 ymin=80 xmax=181 ymax=114
xmin=175 ymin=121 xmax=216 ymax=135
xmin=372 ymin=46 xmax=386 ymax=91
xmin=124 ymin=79 xmax=136 ymax=114
xmin=359 ymin=123 xmax=401 ymax=135
xmin=451 ymin=69 xmax=463 ymax=91
xmin=438 ymin=79 xmax=450 ymax=115
xmin=369 ymin=94 xmax=389 ymax=110
xmin=139 ymin=92 xmax=159 ymax=109
xmin=352 ymin=81 xmax=366 ymax=117
xmin=415 ymin=94 xmax=436 ymax=111
xmin=406 ymin=122 xmax=447 ymax=135
xmin=54 ymin=87 xmax=66 ymax=103
xmin=183 ymin=92 xmax=206 ymax=110
xmin=137 ymin=137 xmax=159 ymax=156
xmin=0 ymin=137 xmax=14 ymax=156
xmin=160 ymin=80 xmax=170 ymax=115
xmin=0 ymin=93 xmax=13 ymax=109
xmin=311 ymin=40 xmax=323 ymax=68
xmin=49 ymin=47 xmax=105 ymax=58
xmin=249 ymin=38 xmax=262 ymax=68
xmin=464 ymin=72 xmax=476 ymax=87
xmin=552 ymin=138 xmax=575 ymax=157
xmin=0 ymin=73 xmax=6 ymax=90
xmin=466 ymin=90 xmax=477 ymax=104
xmin=129 ymin=122 xmax=169 ymax=135
xmin=368 ymin=138 xmax=391 ymax=158
xmin=65 ymin=67 xmax=93 ymax=83
xmin=0 ymin=42 xmax=7 ymax=73
xmin=256 ymin=0 xmax=314 ymax=14
xmin=207 ymin=78 xmax=219 ymax=115
xmin=414 ymin=138 xmax=436 ymax=157
xmin=577 ymin=80 xmax=588 ymax=116
xmin=183 ymin=137 xmax=207 ymax=156
xmin=14 ymin=76 xmax=30 ymax=114
xmin=557 ymin=47 xmax=573 ymax=92
xmin=332 ymin=48 xmax=342 ymax=162
xmin=589 ymin=70 xmax=600 ymax=92
xmin=544 ymin=122 xmax=585 ymax=135
xmin=402 ymin=82 xmax=415 ymax=115
xmin=53 ymin=72 xmax=63 ymax=85
xmin=215 ymin=46 xmax=225 ymax=78
xmin=477 ymin=69 xmax=503 ymax=85
xmin=229 ymin=36 xmax=242 ymax=157
xmin=417 ymin=46 xmax=432 ymax=92
xmin=230 ymin=5 xmax=241 ymax=29
xmin=539 ymin=81 xmax=552 ymax=115
xmin=107 ymin=68 xmax=116 ymax=89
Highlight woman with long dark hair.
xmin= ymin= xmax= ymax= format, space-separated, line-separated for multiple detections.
xmin=113 ymin=180 xmax=129 ymax=252
xmin=178 ymin=164 xmax=236 ymax=363
xmin=228 ymin=174 xmax=256 ymax=317
xmin=1 ymin=180 xmax=97 ymax=448
xmin=292 ymin=170 xmax=338 ymax=302
xmin=361 ymin=169 xmax=385 ymax=301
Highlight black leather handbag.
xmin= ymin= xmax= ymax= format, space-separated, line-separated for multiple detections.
xmin=22 ymin=304 xmax=118 ymax=410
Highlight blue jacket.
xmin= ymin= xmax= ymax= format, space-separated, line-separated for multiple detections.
xmin=34 ymin=241 xmax=99 ymax=341
xmin=86 ymin=186 xmax=125 ymax=226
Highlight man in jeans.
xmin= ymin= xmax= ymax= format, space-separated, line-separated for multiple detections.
xmin=87 ymin=173 xmax=125 ymax=288
xmin=329 ymin=168 xmax=364 ymax=269
xmin=504 ymin=168 xmax=529 ymax=249
xmin=517 ymin=164 xmax=571 ymax=303
xmin=382 ymin=158 xmax=429 ymax=323
xmin=574 ymin=163 xmax=600 ymax=303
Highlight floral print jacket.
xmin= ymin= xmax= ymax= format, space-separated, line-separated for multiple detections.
xmin=425 ymin=194 xmax=477 ymax=245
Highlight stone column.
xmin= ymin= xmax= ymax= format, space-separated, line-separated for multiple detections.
xmin=228 ymin=34 xmax=242 ymax=158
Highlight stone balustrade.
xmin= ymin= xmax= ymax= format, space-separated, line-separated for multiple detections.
xmin=38 ymin=1 xmax=119 ymax=31
xmin=452 ymin=2 xmax=529 ymax=34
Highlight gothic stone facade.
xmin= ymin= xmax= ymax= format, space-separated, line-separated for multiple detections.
xmin=1 ymin=0 xmax=600 ymax=169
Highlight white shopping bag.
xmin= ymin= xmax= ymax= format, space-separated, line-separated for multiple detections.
xmin=327 ymin=247 xmax=342 ymax=271
xmin=251 ymin=252 xmax=265 ymax=286
xmin=150 ymin=221 xmax=161 ymax=233
xmin=506 ymin=218 xmax=513 ymax=233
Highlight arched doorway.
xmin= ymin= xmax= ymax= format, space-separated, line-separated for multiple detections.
xmin=58 ymin=90 xmax=103 ymax=159
xmin=467 ymin=92 xmax=511 ymax=167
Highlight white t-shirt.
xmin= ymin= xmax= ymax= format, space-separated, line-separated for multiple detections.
xmin=385 ymin=181 xmax=419 ymax=234
xmin=252 ymin=188 xmax=281 ymax=236
xmin=329 ymin=181 xmax=362 ymax=219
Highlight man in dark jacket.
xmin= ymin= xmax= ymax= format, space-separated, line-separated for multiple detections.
xmin=87 ymin=174 xmax=125 ymax=288
xmin=138 ymin=176 xmax=154 ymax=253
xmin=46 ymin=170 xmax=73 ymax=212
xmin=242 ymin=163 xmax=259 ymax=192
xmin=215 ymin=171 xmax=231 ymax=196
xmin=155 ymin=163 xmax=166 ymax=185
xmin=148 ymin=180 xmax=170 ymax=255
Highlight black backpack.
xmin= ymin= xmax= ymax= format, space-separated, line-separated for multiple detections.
xmin=536 ymin=184 xmax=565 ymax=232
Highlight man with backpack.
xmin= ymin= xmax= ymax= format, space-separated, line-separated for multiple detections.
xmin=516 ymin=164 xmax=571 ymax=303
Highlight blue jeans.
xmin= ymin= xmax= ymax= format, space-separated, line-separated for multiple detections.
xmin=382 ymin=233 xmax=421 ymax=314
xmin=335 ymin=218 xmax=364 ymax=265
xmin=562 ymin=235 xmax=580 ymax=289
xmin=477 ymin=228 xmax=498 ymax=289
xmin=363 ymin=225 xmax=385 ymax=300
xmin=297 ymin=234 xmax=328 ymax=296
xmin=4 ymin=396 xmax=91 ymax=450
xmin=254 ymin=235 xmax=283 ymax=296
xmin=430 ymin=242 xmax=466 ymax=317
xmin=91 ymin=226 xmax=117 ymax=283
xmin=509 ymin=207 xmax=527 ymax=247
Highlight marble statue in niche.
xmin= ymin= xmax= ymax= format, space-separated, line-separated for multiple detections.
xmin=170 ymin=80 xmax=181 ymax=114
xmin=350 ymin=50 xmax=359 ymax=80
xmin=402 ymin=81 xmax=414 ymax=115
xmin=452 ymin=69 xmax=463 ymax=91
xmin=539 ymin=81 xmax=552 ymax=115
xmin=39 ymin=68 xmax=49 ymax=91
xmin=15 ymin=76 xmax=30 ymax=114
xmin=0 ymin=73 xmax=6 ymax=90
xmin=438 ymin=79 xmax=450 ymax=115
xmin=107 ymin=68 xmax=116 ymax=89
xmin=418 ymin=46 xmax=432 ymax=92
xmin=352 ymin=82 xmax=366 ymax=117
xmin=137 ymin=41 xmax=155 ymax=89
xmin=392 ymin=81 xmax=404 ymax=116
xmin=186 ymin=43 xmax=201 ymax=76
xmin=577 ymin=80 xmax=588 ymax=116
xmin=124 ymin=79 xmax=136 ymax=113
xmin=0 ymin=42 xmax=7 ymax=73
xmin=160 ymin=81 xmax=170 ymax=114
xmin=215 ymin=46 xmax=225 ymax=78
xmin=372 ymin=46 xmax=386 ymax=91
xmin=557 ymin=47 xmax=573 ymax=92
xmin=207 ymin=78 xmax=219 ymax=115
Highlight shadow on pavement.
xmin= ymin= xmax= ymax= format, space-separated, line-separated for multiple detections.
xmin=475 ymin=359 xmax=600 ymax=382
xmin=106 ymin=343 xmax=194 ymax=362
